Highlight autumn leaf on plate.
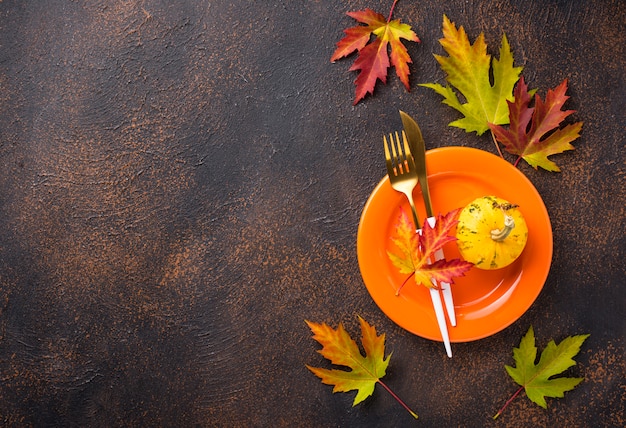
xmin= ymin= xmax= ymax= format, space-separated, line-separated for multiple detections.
xmin=420 ymin=15 xmax=522 ymax=135
xmin=331 ymin=1 xmax=420 ymax=105
xmin=387 ymin=208 xmax=473 ymax=294
xmin=306 ymin=316 xmax=418 ymax=418
xmin=489 ymin=77 xmax=583 ymax=172
xmin=494 ymin=326 xmax=590 ymax=419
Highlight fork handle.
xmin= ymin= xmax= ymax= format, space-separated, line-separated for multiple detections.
xmin=436 ymin=250 xmax=456 ymax=326
xmin=425 ymin=216 xmax=456 ymax=327
xmin=429 ymin=287 xmax=452 ymax=357
xmin=404 ymin=191 xmax=421 ymax=231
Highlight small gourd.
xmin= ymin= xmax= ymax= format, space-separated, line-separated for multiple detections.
xmin=456 ymin=195 xmax=528 ymax=270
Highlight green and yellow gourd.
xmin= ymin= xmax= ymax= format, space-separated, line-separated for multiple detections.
xmin=456 ymin=196 xmax=528 ymax=270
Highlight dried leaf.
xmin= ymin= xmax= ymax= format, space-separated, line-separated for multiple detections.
xmin=331 ymin=4 xmax=419 ymax=104
xmin=489 ymin=77 xmax=583 ymax=171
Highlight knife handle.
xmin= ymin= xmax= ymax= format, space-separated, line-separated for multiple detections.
xmin=425 ymin=217 xmax=457 ymax=327
xmin=417 ymin=223 xmax=453 ymax=358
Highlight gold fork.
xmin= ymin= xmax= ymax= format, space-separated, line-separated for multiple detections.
xmin=384 ymin=131 xmax=421 ymax=230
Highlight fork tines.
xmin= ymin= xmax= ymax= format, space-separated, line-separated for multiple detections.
xmin=384 ymin=131 xmax=414 ymax=176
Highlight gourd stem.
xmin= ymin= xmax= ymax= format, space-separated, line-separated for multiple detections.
xmin=491 ymin=214 xmax=515 ymax=241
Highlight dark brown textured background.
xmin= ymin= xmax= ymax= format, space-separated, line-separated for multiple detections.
xmin=0 ymin=0 xmax=624 ymax=426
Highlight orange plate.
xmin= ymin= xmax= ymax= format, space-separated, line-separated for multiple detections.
xmin=357 ymin=147 xmax=552 ymax=342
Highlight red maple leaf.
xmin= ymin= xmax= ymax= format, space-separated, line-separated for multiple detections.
xmin=387 ymin=208 xmax=473 ymax=294
xmin=331 ymin=2 xmax=419 ymax=105
xmin=489 ymin=77 xmax=583 ymax=171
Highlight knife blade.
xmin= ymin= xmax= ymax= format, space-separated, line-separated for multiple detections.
xmin=399 ymin=111 xmax=433 ymax=216
xmin=400 ymin=110 xmax=458 ymax=336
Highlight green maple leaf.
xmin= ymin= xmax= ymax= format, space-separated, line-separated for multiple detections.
xmin=494 ymin=326 xmax=590 ymax=419
xmin=421 ymin=14 xmax=522 ymax=135
xmin=306 ymin=316 xmax=417 ymax=418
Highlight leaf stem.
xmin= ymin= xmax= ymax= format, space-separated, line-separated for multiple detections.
xmin=387 ymin=0 xmax=400 ymax=23
xmin=490 ymin=129 xmax=504 ymax=158
xmin=395 ymin=272 xmax=415 ymax=296
xmin=377 ymin=379 xmax=418 ymax=419
xmin=493 ymin=385 xmax=525 ymax=419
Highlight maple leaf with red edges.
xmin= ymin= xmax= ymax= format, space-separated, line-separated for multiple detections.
xmin=331 ymin=1 xmax=420 ymax=105
xmin=306 ymin=316 xmax=418 ymax=418
xmin=387 ymin=208 xmax=473 ymax=294
xmin=489 ymin=77 xmax=583 ymax=171
xmin=420 ymin=15 xmax=523 ymax=137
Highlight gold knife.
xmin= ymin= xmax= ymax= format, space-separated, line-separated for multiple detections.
xmin=399 ymin=111 xmax=433 ymax=216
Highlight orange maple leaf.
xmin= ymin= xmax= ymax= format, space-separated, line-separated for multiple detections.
xmin=387 ymin=208 xmax=473 ymax=293
xmin=306 ymin=316 xmax=418 ymax=418
xmin=331 ymin=3 xmax=419 ymax=104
